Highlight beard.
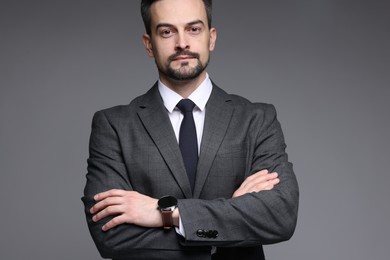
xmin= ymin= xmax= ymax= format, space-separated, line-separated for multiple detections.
xmin=156 ymin=50 xmax=209 ymax=81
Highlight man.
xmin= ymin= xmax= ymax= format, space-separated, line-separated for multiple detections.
xmin=82 ymin=0 xmax=299 ymax=259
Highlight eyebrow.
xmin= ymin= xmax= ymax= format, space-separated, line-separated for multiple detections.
xmin=156 ymin=20 xmax=205 ymax=30
xmin=187 ymin=20 xmax=205 ymax=27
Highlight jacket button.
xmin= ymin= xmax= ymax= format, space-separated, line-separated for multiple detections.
xmin=206 ymin=230 xmax=218 ymax=238
xmin=196 ymin=229 xmax=205 ymax=237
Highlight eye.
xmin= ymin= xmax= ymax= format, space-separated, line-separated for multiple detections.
xmin=159 ymin=28 xmax=174 ymax=38
xmin=188 ymin=26 xmax=202 ymax=34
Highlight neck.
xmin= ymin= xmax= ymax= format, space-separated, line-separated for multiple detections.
xmin=159 ymin=71 xmax=207 ymax=98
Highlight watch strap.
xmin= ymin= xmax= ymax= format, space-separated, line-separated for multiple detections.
xmin=161 ymin=210 xmax=174 ymax=229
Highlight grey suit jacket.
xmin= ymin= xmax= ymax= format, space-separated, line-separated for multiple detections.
xmin=82 ymin=83 xmax=299 ymax=260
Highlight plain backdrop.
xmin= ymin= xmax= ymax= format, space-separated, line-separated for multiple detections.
xmin=1 ymin=0 xmax=389 ymax=259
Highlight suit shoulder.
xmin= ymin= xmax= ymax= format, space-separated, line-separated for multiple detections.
xmin=211 ymin=83 xmax=277 ymax=117
xmin=93 ymin=104 xmax=132 ymax=119
xmin=227 ymin=93 xmax=276 ymax=114
xmin=92 ymin=94 xmax=146 ymax=122
xmin=92 ymin=83 xmax=160 ymax=118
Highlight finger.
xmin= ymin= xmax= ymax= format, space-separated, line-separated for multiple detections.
xmin=92 ymin=205 xmax=124 ymax=223
xmin=90 ymin=196 xmax=123 ymax=214
xmin=233 ymin=171 xmax=274 ymax=197
xmin=246 ymin=170 xmax=269 ymax=182
xmin=94 ymin=189 xmax=127 ymax=201
xmin=238 ymin=170 xmax=268 ymax=190
xmin=248 ymin=178 xmax=280 ymax=192
xmin=256 ymin=177 xmax=280 ymax=191
xmin=102 ymin=215 xmax=128 ymax=231
xmin=245 ymin=175 xmax=279 ymax=192
xmin=251 ymin=172 xmax=278 ymax=187
xmin=241 ymin=171 xmax=277 ymax=191
xmin=269 ymin=177 xmax=280 ymax=186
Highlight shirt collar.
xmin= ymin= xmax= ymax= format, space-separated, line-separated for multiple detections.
xmin=158 ymin=73 xmax=213 ymax=113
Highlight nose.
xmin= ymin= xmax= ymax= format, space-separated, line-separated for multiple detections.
xmin=175 ymin=32 xmax=189 ymax=50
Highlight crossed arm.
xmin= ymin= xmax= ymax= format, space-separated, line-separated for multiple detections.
xmin=83 ymin=105 xmax=298 ymax=258
xmin=90 ymin=170 xmax=280 ymax=231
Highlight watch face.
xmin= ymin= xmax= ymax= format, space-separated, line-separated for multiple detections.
xmin=158 ymin=196 xmax=178 ymax=209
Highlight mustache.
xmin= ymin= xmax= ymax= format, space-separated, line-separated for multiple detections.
xmin=168 ymin=51 xmax=200 ymax=62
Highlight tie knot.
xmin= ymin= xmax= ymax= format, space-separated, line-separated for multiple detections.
xmin=177 ymin=99 xmax=196 ymax=113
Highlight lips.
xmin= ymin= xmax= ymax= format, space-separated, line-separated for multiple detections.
xmin=174 ymin=55 xmax=195 ymax=60
xmin=169 ymin=51 xmax=200 ymax=62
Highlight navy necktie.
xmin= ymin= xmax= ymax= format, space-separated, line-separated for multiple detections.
xmin=177 ymin=99 xmax=198 ymax=191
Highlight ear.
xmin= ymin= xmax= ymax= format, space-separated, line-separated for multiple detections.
xmin=142 ymin=33 xmax=154 ymax=57
xmin=209 ymin=27 xmax=217 ymax=51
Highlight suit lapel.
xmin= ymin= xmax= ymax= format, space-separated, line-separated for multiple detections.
xmin=193 ymin=85 xmax=234 ymax=198
xmin=136 ymin=85 xmax=192 ymax=198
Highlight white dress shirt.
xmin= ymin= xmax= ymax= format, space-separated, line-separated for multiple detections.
xmin=158 ymin=74 xmax=213 ymax=153
xmin=158 ymin=73 xmax=213 ymax=237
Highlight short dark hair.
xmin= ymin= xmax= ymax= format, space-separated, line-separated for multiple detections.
xmin=141 ymin=0 xmax=212 ymax=35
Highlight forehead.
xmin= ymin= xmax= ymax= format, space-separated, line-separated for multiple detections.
xmin=150 ymin=0 xmax=207 ymax=27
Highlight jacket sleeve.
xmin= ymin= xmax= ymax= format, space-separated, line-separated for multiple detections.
xmin=178 ymin=104 xmax=299 ymax=247
xmin=81 ymin=111 xmax=192 ymax=259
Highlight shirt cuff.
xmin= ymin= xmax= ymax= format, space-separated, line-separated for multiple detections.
xmin=175 ymin=216 xmax=186 ymax=237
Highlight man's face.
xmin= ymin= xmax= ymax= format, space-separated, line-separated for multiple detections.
xmin=143 ymin=0 xmax=216 ymax=82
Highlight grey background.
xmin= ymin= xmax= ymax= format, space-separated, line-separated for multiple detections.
xmin=1 ymin=0 xmax=389 ymax=259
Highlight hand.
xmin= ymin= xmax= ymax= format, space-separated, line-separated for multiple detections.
xmin=232 ymin=169 xmax=280 ymax=198
xmin=90 ymin=189 xmax=162 ymax=231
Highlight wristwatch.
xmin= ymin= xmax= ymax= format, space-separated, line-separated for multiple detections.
xmin=158 ymin=195 xmax=178 ymax=229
